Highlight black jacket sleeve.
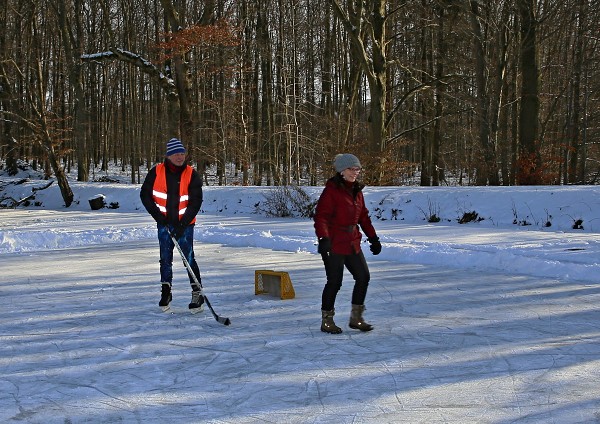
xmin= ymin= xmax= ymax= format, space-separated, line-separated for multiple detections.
xmin=180 ymin=168 xmax=203 ymax=227
xmin=140 ymin=167 xmax=164 ymax=222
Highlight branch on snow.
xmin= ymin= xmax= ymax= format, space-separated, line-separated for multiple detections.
xmin=0 ymin=180 xmax=53 ymax=209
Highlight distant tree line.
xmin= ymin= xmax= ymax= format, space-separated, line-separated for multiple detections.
xmin=0 ymin=0 xmax=598 ymax=205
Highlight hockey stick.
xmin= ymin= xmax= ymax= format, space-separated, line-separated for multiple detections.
xmin=169 ymin=232 xmax=231 ymax=326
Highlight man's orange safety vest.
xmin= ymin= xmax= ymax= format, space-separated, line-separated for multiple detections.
xmin=152 ymin=163 xmax=196 ymax=224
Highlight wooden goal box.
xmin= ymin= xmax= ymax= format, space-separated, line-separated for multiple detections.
xmin=254 ymin=270 xmax=295 ymax=300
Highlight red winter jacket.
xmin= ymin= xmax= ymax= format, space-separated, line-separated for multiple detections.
xmin=313 ymin=174 xmax=377 ymax=255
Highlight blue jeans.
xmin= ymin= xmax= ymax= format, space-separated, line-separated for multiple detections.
xmin=157 ymin=224 xmax=202 ymax=289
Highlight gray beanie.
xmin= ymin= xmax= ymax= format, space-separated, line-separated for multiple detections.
xmin=333 ymin=153 xmax=361 ymax=173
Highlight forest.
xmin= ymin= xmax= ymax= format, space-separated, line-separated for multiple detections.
xmin=0 ymin=0 xmax=598 ymax=206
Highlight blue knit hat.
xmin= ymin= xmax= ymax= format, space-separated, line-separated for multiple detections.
xmin=333 ymin=153 xmax=361 ymax=173
xmin=166 ymin=138 xmax=186 ymax=156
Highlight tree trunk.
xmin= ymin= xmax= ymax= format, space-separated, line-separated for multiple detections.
xmin=56 ymin=0 xmax=89 ymax=182
xmin=431 ymin=3 xmax=447 ymax=186
xmin=160 ymin=0 xmax=196 ymax=141
xmin=492 ymin=4 xmax=511 ymax=185
xmin=328 ymin=0 xmax=388 ymax=181
xmin=516 ymin=0 xmax=541 ymax=185
xmin=419 ymin=10 xmax=431 ymax=187
xmin=567 ymin=0 xmax=587 ymax=184
xmin=470 ymin=1 xmax=499 ymax=185
xmin=0 ymin=63 xmax=18 ymax=176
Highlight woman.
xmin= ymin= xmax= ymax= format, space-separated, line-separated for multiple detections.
xmin=313 ymin=153 xmax=382 ymax=334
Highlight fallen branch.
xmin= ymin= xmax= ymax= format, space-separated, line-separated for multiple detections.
xmin=0 ymin=180 xmax=54 ymax=208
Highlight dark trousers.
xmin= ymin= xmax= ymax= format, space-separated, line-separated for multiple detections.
xmin=321 ymin=250 xmax=370 ymax=311
xmin=157 ymin=223 xmax=201 ymax=289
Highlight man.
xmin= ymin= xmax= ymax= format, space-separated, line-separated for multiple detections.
xmin=140 ymin=138 xmax=204 ymax=313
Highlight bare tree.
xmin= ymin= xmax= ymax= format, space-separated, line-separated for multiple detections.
xmin=0 ymin=0 xmax=18 ymax=176
xmin=327 ymin=0 xmax=388 ymax=159
xmin=1 ymin=0 xmax=599 ymax=188
xmin=516 ymin=0 xmax=542 ymax=184
xmin=53 ymin=0 xmax=89 ymax=182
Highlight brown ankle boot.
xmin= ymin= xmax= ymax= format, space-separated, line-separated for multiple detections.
xmin=321 ymin=309 xmax=343 ymax=334
xmin=349 ymin=304 xmax=373 ymax=331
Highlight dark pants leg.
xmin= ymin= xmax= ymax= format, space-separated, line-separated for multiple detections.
xmin=176 ymin=224 xmax=202 ymax=289
xmin=346 ymin=251 xmax=370 ymax=305
xmin=321 ymin=250 xmax=370 ymax=311
xmin=158 ymin=224 xmax=174 ymax=283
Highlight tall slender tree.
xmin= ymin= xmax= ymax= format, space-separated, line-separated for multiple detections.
xmin=516 ymin=0 xmax=542 ymax=184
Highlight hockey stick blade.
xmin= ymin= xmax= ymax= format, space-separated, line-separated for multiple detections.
xmin=203 ymin=296 xmax=231 ymax=325
xmin=218 ymin=316 xmax=232 ymax=326
xmin=170 ymin=232 xmax=231 ymax=326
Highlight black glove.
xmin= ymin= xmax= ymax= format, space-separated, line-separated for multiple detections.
xmin=154 ymin=214 xmax=167 ymax=226
xmin=172 ymin=223 xmax=186 ymax=240
xmin=318 ymin=237 xmax=331 ymax=255
xmin=368 ymin=236 xmax=382 ymax=255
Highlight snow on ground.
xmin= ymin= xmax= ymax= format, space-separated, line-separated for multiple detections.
xmin=1 ymin=170 xmax=600 ymax=422
xmin=2 ymin=174 xmax=600 ymax=283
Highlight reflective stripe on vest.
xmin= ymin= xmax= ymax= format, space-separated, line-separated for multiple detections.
xmin=152 ymin=163 xmax=196 ymax=224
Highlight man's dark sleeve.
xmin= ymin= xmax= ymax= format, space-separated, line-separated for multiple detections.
xmin=180 ymin=169 xmax=203 ymax=226
xmin=140 ymin=167 xmax=163 ymax=222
